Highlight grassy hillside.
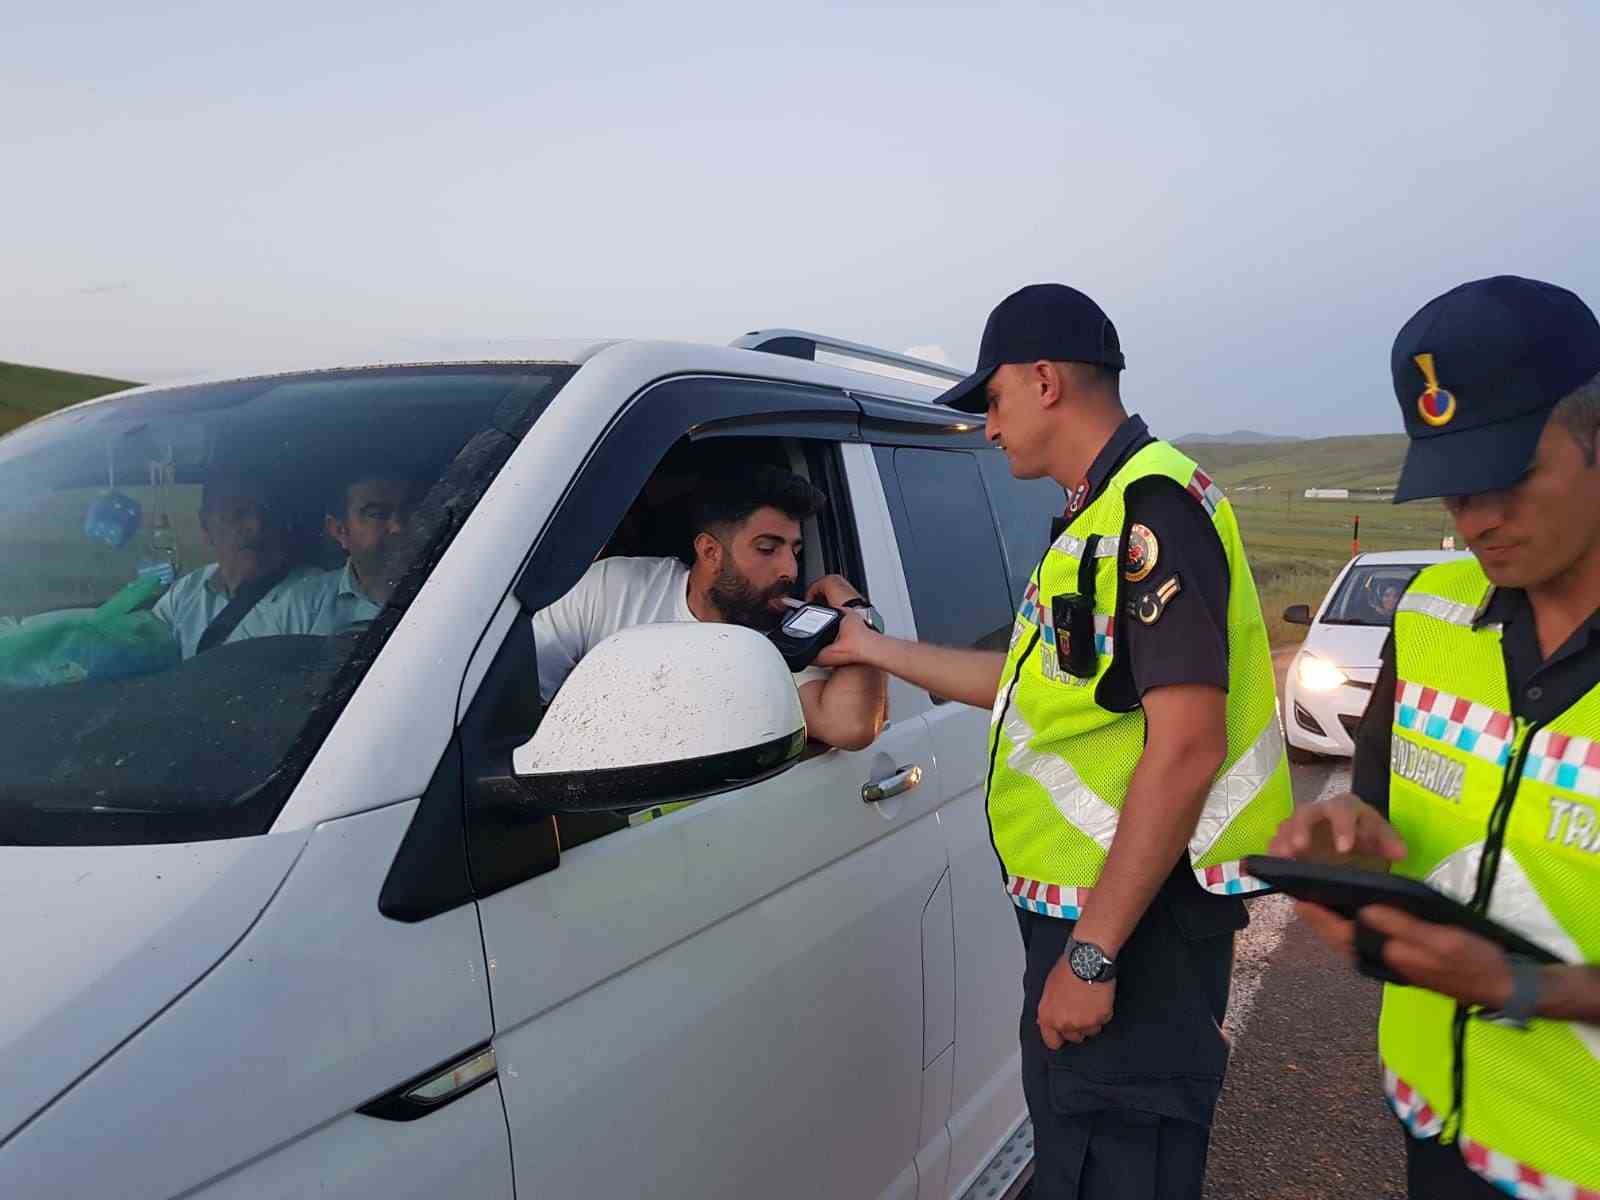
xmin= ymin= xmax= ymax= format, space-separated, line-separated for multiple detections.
xmin=1181 ymin=433 xmax=1407 ymax=490
xmin=1179 ymin=435 xmax=1448 ymax=644
xmin=0 ymin=361 xmax=138 ymax=435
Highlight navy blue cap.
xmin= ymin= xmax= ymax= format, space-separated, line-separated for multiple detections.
xmin=938 ymin=284 xmax=1125 ymax=413
xmin=1392 ymin=275 xmax=1600 ymax=502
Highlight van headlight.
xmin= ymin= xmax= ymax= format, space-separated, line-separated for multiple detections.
xmin=1295 ymin=653 xmax=1349 ymax=692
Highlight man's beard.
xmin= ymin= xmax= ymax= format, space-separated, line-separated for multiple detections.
xmin=709 ymin=564 xmax=789 ymax=631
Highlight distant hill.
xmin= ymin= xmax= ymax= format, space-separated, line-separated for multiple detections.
xmin=1176 ymin=433 xmax=1408 ymax=491
xmin=1177 ymin=429 xmax=1301 ymax=445
xmin=0 ymin=361 xmax=138 ymax=435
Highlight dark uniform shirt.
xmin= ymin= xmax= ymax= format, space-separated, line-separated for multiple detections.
xmin=1054 ymin=414 xmax=1232 ymax=707
xmin=1352 ymin=586 xmax=1600 ymax=813
xmin=1015 ymin=415 xmax=1245 ymax=1144
xmin=1067 ymin=417 xmax=1236 ymax=920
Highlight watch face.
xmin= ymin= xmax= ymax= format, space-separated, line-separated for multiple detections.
xmin=1069 ymin=941 xmax=1105 ymax=981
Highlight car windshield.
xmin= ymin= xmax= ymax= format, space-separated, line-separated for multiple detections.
xmin=1320 ymin=562 xmax=1427 ymax=628
xmin=0 ymin=364 xmax=574 ymax=846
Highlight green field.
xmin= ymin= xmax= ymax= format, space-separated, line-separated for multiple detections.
xmin=1178 ymin=436 xmax=1448 ymax=644
xmin=0 ymin=361 xmax=138 ymax=435
xmin=1188 ymin=433 xmax=1407 ymax=490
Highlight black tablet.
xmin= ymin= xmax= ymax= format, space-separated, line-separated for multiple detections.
xmin=1242 ymin=856 xmax=1564 ymax=964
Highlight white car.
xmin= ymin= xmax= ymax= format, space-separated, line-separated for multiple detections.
xmin=1281 ymin=548 xmax=1468 ymax=761
xmin=0 ymin=333 xmax=1053 ymax=1200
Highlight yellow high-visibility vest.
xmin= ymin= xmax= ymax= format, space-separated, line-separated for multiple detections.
xmin=1380 ymin=556 xmax=1600 ymax=1195
xmin=987 ymin=440 xmax=1291 ymax=917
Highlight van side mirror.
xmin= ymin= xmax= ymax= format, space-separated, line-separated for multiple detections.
xmin=511 ymin=623 xmax=806 ymax=814
xmin=1282 ymin=604 xmax=1313 ymax=626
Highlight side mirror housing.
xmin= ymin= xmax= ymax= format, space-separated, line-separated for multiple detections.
xmin=511 ymin=622 xmax=806 ymax=814
xmin=1282 ymin=604 xmax=1313 ymax=626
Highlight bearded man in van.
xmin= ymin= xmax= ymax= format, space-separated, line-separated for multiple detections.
xmin=534 ymin=466 xmax=887 ymax=752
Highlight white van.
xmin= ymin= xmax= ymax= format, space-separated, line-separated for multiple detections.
xmin=0 ymin=333 xmax=1055 ymax=1200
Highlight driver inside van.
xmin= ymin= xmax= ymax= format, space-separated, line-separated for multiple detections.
xmin=151 ymin=476 xmax=320 ymax=658
xmin=234 ymin=468 xmax=419 ymax=639
xmin=533 ymin=467 xmax=888 ymax=751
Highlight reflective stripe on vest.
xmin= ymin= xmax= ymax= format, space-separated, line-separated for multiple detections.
xmin=1383 ymin=557 xmax=1600 ymax=1194
xmin=985 ymin=440 xmax=1292 ymax=902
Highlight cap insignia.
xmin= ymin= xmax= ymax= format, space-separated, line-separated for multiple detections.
xmin=1415 ymin=353 xmax=1457 ymax=427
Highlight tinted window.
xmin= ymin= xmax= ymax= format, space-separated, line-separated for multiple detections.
xmin=0 ymin=364 xmax=573 ymax=845
xmin=874 ymin=447 xmax=1013 ymax=650
xmin=977 ymin=451 xmax=1064 ymax=607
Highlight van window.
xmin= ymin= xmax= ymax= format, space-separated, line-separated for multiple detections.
xmin=522 ymin=435 xmax=862 ymax=851
xmin=873 ymin=447 xmax=1013 ymax=650
xmin=0 ymin=365 xmax=574 ymax=846
xmin=976 ymin=451 xmax=1063 ymax=608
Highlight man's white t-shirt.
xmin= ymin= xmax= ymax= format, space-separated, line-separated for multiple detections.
xmin=532 ymin=556 xmax=829 ymax=702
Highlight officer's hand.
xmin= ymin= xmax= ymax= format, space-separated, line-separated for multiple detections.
xmin=1294 ymin=900 xmax=1358 ymax=957
xmin=805 ymin=574 xmax=864 ymax=609
xmin=814 ymin=610 xmax=877 ymax=668
xmin=1267 ymin=791 xmax=1407 ymax=866
xmin=1355 ymin=905 xmax=1515 ymax=1010
xmin=1036 ymin=957 xmax=1114 ymax=1050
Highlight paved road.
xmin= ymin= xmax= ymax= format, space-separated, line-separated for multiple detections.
xmin=1204 ymin=754 xmax=1406 ymax=1200
xmin=1204 ymin=651 xmax=1405 ymax=1198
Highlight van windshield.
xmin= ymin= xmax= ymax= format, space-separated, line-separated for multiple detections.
xmin=0 ymin=364 xmax=573 ymax=846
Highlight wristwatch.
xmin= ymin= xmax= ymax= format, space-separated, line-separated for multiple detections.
xmin=1480 ymin=955 xmax=1544 ymax=1029
xmin=842 ymin=597 xmax=885 ymax=634
xmin=1064 ymin=938 xmax=1117 ymax=983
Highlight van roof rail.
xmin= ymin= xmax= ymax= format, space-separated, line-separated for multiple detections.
xmin=732 ymin=329 xmax=968 ymax=387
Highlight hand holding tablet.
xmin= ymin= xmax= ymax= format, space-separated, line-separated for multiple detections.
xmin=1244 ymin=855 xmax=1563 ymax=965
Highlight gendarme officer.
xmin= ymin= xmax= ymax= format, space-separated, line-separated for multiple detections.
xmin=1272 ymin=275 xmax=1600 ymax=1198
xmin=821 ymin=284 xmax=1292 ymax=1198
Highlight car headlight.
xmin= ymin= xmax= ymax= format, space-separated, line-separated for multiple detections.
xmin=1295 ymin=653 xmax=1349 ymax=691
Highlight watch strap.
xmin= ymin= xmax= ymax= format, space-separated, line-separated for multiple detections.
xmin=1481 ymin=956 xmax=1543 ymax=1029
xmin=842 ymin=597 xmax=884 ymax=633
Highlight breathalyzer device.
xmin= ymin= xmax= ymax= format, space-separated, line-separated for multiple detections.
xmin=768 ymin=597 xmax=843 ymax=671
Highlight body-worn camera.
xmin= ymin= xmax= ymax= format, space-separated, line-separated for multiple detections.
xmin=1048 ymin=533 xmax=1104 ymax=679
xmin=1050 ymin=592 xmax=1098 ymax=677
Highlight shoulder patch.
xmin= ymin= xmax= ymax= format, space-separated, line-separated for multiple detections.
xmin=1130 ymin=573 xmax=1183 ymax=625
xmin=1123 ymin=523 xmax=1159 ymax=583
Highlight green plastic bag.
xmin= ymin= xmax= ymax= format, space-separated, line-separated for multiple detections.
xmin=0 ymin=576 xmax=180 ymax=689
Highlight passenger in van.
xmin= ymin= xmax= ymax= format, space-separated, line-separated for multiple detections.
xmin=234 ymin=469 xmax=419 ymax=639
xmin=152 ymin=476 xmax=320 ymax=658
xmin=534 ymin=467 xmax=888 ymax=751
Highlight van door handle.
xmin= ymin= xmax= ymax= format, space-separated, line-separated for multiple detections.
xmin=862 ymin=765 xmax=924 ymax=804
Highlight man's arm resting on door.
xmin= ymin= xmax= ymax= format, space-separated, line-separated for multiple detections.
xmin=799 ymin=638 xmax=889 ymax=752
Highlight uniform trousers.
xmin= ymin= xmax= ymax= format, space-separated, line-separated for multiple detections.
xmin=1016 ymin=886 xmax=1243 ymax=1200
xmin=1404 ymin=1133 xmax=1505 ymax=1199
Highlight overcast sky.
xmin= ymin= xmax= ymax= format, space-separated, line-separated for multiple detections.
xmin=5 ymin=0 xmax=1596 ymax=435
